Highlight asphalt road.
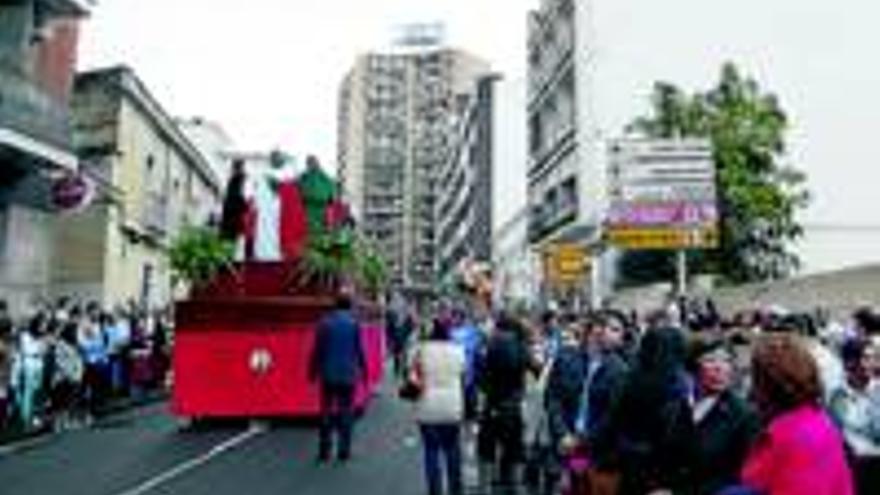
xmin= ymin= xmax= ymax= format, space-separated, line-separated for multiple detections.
xmin=0 ymin=383 xmax=448 ymax=495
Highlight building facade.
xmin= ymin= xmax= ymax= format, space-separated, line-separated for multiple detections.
xmin=526 ymin=0 xmax=606 ymax=306
xmin=0 ymin=0 xmax=92 ymax=315
xmin=437 ymin=75 xmax=497 ymax=278
xmin=526 ymin=0 xmax=601 ymax=248
xmin=493 ymin=206 xmax=540 ymax=310
xmin=52 ymin=66 xmax=221 ymax=309
xmin=338 ymin=42 xmax=489 ymax=295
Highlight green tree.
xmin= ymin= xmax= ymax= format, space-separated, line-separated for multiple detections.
xmin=618 ymin=63 xmax=809 ymax=286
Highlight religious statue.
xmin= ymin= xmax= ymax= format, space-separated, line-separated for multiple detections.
xmin=218 ymin=152 xmax=352 ymax=263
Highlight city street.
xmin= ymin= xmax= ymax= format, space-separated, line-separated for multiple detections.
xmin=0 ymin=383 xmax=440 ymax=495
xmin=4 ymin=1 xmax=880 ymax=495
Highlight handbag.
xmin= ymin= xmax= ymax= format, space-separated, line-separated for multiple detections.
xmin=398 ymin=349 xmax=424 ymax=402
xmin=398 ymin=377 xmax=423 ymax=401
xmin=588 ymin=469 xmax=621 ymax=495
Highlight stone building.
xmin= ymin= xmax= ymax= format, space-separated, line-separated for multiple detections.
xmin=51 ymin=66 xmax=221 ymax=309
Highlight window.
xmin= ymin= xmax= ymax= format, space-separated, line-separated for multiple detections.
xmin=561 ymin=176 xmax=578 ymax=212
xmin=529 ymin=45 xmax=542 ymax=68
xmin=543 ymin=24 xmax=555 ymax=46
xmin=529 ymin=114 xmax=543 ymax=154
xmin=141 ymin=263 xmax=155 ymax=307
xmin=546 ymin=188 xmax=559 ymax=220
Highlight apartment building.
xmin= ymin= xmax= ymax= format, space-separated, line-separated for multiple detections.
xmin=527 ymin=0 xmax=601 ymax=248
xmin=338 ymin=33 xmax=489 ymax=295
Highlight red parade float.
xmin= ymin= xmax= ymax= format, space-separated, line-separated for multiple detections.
xmin=171 ymin=155 xmax=386 ymax=419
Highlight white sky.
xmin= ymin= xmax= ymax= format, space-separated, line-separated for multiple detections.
xmin=79 ymin=0 xmax=880 ymax=271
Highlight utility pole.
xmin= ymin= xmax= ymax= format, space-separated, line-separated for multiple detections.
xmin=676 ymin=249 xmax=688 ymax=297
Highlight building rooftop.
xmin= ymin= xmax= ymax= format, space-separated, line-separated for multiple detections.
xmin=76 ymin=66 xmax=222 ymax=194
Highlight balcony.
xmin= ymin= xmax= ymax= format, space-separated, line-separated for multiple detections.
xmin=0 ymin=58 xmax=72 ymax=159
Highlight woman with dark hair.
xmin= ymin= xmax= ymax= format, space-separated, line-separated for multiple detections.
xmin=50 ymin=322 xmax=84 ymax=430
xmin=412 ymin=318 xmax=466 ymax=495
xmin=688 ymin=338 xmax=760 ymax=495
xmin=597 ymin=326 xmax=697 ymax=495
xmin=737 ymin=334 xmax=853 ymax=495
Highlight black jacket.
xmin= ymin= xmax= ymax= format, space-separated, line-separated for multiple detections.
xmin=600 ymin=372 xmax=698 ymax=495
xmin=693 ymin=390 xmax=760 ymax=495
xmin=479 ymin=331 xmax=529 ymax=407
xmin=219 ymin=171 xmax=247 ymax=240
xmin=545 ymin=345 xmax=588 ymax=444
xmin=544 ymin=347 xmax=628 ymax=456
xmin=309 ymin=309 xmax=367 ymax=387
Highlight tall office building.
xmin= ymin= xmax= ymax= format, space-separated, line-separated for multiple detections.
xmin=337 ymin=28 xmax=489 ymax=295
xmin=436 ymin=74 xmax=498 ymax=279
xmin=526 ymin=0 xmax=601 ymax=248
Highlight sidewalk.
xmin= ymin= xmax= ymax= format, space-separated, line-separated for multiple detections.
xmin=0 ymin=389 xmax=168 ymax=447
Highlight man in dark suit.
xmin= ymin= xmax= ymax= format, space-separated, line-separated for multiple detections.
xmin=477 ymin=314 xmax=533 ymax=488
xmin=219 ymin=159 xmax=247 ymax=241
xmin=309 ymin=294 xmax=367 ymax=463
xmin=544 ymin=312 xmax=629 ymax=494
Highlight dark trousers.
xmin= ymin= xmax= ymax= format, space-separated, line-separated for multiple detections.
xmin=855 ymin=455 xmax=880 ymax=495
xmin=319 ymin=383 xmax=355 ymax=460
xmin=390 ymin=339 xmax=408 ymax=378
xmin=84 ymin=363 xmax=108 ymax=415
xmin=463 ymin=384 xmax=478 ymax=422
xmin=420 ymin=423 xmax=463 ymax=495
xmin=478 ymin=399 xmax=525 ymax=486
xmin=524 ymin=443 xmax=557 ymax=495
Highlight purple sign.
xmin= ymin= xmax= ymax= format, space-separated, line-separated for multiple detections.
xmin=52 ymin=174 xmax=94 ymax=212
xmin=608 ymin=202 xmax=718 ymax=226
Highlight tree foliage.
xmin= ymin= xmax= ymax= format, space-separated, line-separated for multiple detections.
xmin=169 ymin=227 xmax=235 ymax=288
xmin=619 ymin=63 xmax=809 ymax=286
xmin=298 ymin=228 xmax=389 ymax=296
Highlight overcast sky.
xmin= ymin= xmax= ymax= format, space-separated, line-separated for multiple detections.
xmin=79 ymin=0 xmax=880 ymax=271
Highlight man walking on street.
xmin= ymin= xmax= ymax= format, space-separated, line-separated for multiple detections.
xmin=310 ymin=294 xmax=367 ymax=464
xmin=478 ymin=313 xmax=535 ymax=490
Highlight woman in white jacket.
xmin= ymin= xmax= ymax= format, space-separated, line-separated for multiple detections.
xmin=412 ymin=319 xmax=466 ymax=495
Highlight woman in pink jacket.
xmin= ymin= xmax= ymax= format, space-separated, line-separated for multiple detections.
xmin=736 ymin=334 xmax=854 ymax=495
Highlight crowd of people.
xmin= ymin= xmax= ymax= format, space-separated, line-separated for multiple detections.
xmin=392 ymin=300 xmax=880 ymax=495
xmin=0 ymin=297 xmax=172 ymax=434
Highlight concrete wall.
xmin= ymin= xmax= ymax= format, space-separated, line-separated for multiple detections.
xmin=50 ymin=203 xmax=107 ymax=303
xmin=0 ymin=204 xmax=54 ymax=315
xmin=611 ymin=264 xmax=880 ymax=321
xmin=707 ymin=265 xmax=880 ymax=320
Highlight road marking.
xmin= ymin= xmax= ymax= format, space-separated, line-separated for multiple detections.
xmin=111 ymin=422 xmax=266 ymax=495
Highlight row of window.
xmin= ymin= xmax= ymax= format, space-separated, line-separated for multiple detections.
xmin=528 ymin=0 xmax=575 ymax=88
xmin=367 ymin=55 xmax=408 ymax=71
xmin=529 ymin=67 xmax=576 ymax=159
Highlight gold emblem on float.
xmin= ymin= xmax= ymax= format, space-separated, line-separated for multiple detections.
xmin=249 ymin=348 xmax=273 ymax=375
